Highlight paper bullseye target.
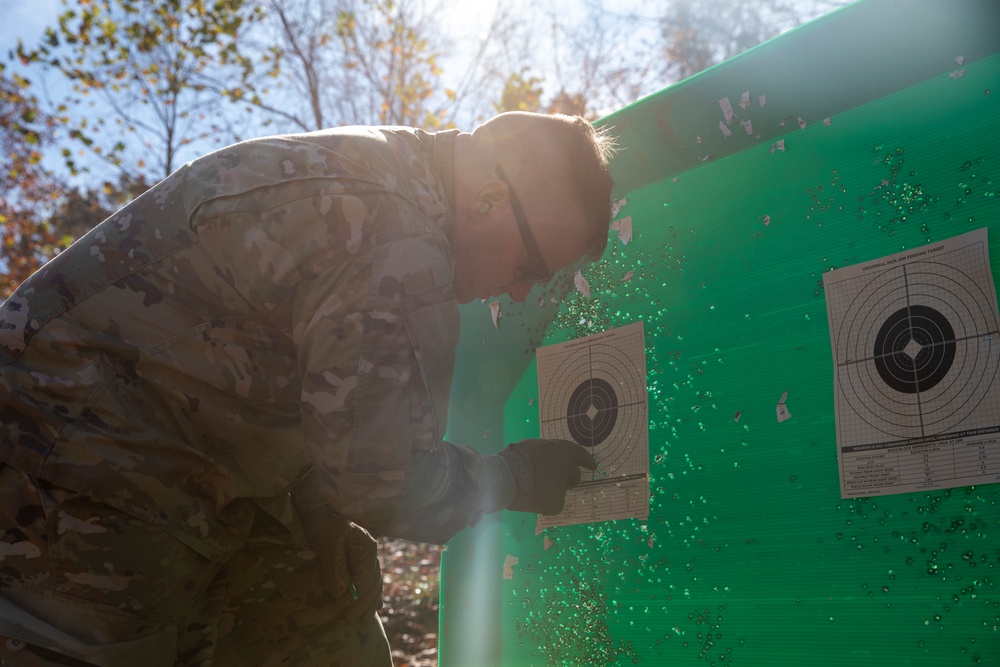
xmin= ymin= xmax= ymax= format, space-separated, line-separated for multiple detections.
xmin=535 ymin=322 xmax=649 ymax=527
xmin=831 ymin=253 xmax=999 ymax=441
xmin=538 ymin=325 xmax=647 ymax=476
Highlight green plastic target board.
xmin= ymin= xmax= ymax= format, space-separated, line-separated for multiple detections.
xmin=439 ymin=1 xmax=1000 ymax=664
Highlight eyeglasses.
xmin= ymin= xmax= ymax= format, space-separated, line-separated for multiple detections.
xmin=495 ymin=164 xmax=553 ymax=284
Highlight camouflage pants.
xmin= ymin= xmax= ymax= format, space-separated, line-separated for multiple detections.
xmin=0 ymin=464 xmax=391 ymax=667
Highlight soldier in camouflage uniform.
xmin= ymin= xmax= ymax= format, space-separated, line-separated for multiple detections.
xmin=0 ymin=111 xmax=615 ymax=666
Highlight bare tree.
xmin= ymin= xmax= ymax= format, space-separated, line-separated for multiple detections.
xmin=227 ymin=0 xmax=346 ymax=132
xmin=546 ymin=3 xmax=660 ymax=117
xmin=230 ymin=0 xmax=454 ymax=131
xmin=657 ymin=0 xmax=826 ymax=80
xmin=468 ymin=0 xmax=849 ymax=120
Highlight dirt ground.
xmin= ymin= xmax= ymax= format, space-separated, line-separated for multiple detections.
xmin=378 ymin=537 xmax=442 ymax=667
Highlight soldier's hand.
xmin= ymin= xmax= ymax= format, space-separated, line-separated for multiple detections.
xmin=298 ymin=504 xmax=383 ymax=623
xmin=498 ymin=439 xmax=597 ymax=515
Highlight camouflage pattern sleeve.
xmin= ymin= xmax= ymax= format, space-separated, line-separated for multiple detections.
xmin=287 ymin=200 xmax=505 ymax=543
xmin=191 ymin=170 xmax=508 ymax=544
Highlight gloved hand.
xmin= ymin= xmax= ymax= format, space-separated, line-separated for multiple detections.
xmin=498 ymin=438 xmax=598 ymax=515
xmin=297 ymin=503 xmax=383 ymax=624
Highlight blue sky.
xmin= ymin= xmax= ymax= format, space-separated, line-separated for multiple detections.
xmin=0 ymin=0 xmax=62 ymax=51
xmin=0 ymin=0 xmax=503 ymax=59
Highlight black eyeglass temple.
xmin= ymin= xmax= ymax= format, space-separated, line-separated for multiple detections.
xmin=495 ymin=164 xmax=551 ymax=279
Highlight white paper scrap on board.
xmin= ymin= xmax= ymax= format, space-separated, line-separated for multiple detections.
xmin=611 ymin=216 xmax=633 ymax=245
xmin=534 ymin=321 xmax=650 ymax=529
xmin=574 ymin=270 xmax=591 ymax=298
xmin=776 ymin=391 xmax=791 ymax=423
xmin=502 ymin=554 xmax=518 ymax=580
xmin=823 ymin=228 xmax=1000 ymax=499
xmin=719 ymin=97 xmax=733 ymax=123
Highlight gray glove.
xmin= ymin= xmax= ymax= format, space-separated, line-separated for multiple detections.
xmin=498 ymin=438 xmax=598 ymax=515
xmin=297 ymin=503 xmax=383 ymax=624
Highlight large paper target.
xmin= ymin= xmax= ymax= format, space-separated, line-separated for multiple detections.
xmin=829 ymin=241 xmax=1000 ymax=443
xmin=537 ymin=322 xmax=649 ymax=485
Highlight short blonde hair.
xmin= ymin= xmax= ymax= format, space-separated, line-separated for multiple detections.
xmin=475 ymin=112 xmax=618 ymax=261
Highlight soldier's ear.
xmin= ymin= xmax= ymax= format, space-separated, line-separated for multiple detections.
xmin=471 ymin=179 xmax=506 ymax=222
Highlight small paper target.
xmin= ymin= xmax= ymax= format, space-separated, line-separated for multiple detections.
xmin=537 ymin=325 xmax=647 ymax=477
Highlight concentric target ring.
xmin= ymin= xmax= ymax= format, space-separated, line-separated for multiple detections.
xmin=538 ymin=328 xmax=648 ymax=476
xmin=832 ymin=256 xmax=1000 ymax=440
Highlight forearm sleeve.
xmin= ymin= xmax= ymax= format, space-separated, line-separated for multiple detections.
xmin=293 ymin=197 xmax=515 ymax=543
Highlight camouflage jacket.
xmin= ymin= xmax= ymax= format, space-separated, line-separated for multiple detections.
xmin=0 ymin=127 xmax=508 ymax=560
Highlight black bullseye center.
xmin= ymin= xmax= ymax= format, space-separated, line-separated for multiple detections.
xmin=873 ymin=305 xmax=956 ymax=394
xmin=566 ymin=378 xmax=619 ymax=447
